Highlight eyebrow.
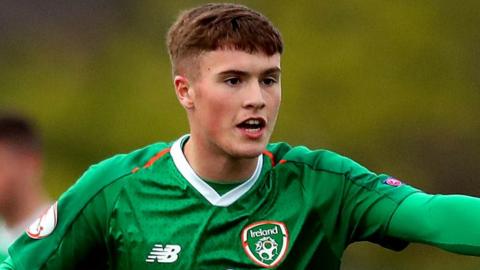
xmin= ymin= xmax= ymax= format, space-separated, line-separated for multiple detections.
xmin=217 ymin=67 xmax=281 ymax=77
xmin=262 ymin=67 xmax=282 ymax=76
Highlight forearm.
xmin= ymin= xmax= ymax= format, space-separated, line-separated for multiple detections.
xmin=0 ymin=257 xmax=15 ymax=270
xmin=388 ymin=192 xmax=480 ymax=255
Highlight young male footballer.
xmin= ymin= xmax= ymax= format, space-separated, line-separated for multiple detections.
xmin=2 ymin=3 xmax=480 ymax=269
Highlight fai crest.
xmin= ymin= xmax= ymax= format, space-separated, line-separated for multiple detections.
xmin=241 ymin=221 xmax=289 ymax=268
xmin=26 ymin=202 xmax=58 ymax=239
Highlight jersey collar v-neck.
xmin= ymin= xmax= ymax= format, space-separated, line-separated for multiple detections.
xmin=170 ymin=134 xmax=263 ymax=207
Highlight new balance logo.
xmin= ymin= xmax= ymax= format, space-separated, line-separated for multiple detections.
xmin=146 ymin=244 xmax=182 ymax=263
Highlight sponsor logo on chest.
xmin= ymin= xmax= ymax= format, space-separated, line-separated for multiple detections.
xmin=241 ymin=221 xmax=289 ymax=268
xmin=145 ymin=244 xmax=182 ymax=263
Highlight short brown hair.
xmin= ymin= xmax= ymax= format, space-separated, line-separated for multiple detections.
xmin=167 ymin=3 xmax=283 ymax=76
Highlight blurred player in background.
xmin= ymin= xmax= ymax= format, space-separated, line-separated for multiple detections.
xmin=1 ymin=3 xmax=480 ymax=269
xmin=0 ymin=113 xmax=50 ymax=261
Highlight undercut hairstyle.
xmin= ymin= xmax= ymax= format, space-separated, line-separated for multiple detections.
xmin=0 ymin=113 xmax=42 ymax=153
xmin=167 ymin=3 xmax=283 ymax=76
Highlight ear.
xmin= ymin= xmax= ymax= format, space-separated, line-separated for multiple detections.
xmin=174 ymin=75 xmax=194 ymax=109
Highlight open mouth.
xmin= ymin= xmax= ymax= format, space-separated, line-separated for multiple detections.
xmin=237 ymin=118 xmax=266 ymax=133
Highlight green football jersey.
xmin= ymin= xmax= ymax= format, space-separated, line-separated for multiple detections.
xmin=1 ymin=135 xmax=419 ymax=269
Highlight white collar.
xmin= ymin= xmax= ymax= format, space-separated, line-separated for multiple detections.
xmin=170 ymin=134 xmax=263 ymax=207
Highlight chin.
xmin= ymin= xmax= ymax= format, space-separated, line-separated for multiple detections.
xmin=228 ymin=142 xmax=267 ymax=159
xmin=238 ymin=150 xmax=263 ymax=159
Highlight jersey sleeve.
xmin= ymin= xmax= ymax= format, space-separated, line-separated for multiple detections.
xmin=14 ymin=191 xmax=110 ymax=269
xmin=6 ymin=159 xmax=138 ymax=269
xmin=388 ymin=192 xmax=480 ymax=255
xmin=0 ymin=252 xmax=7 ymax=264
xmin=6 ymin=170 xmax=125 ymax=270
xmin=341 ymin=167 xmax=421 ymax=250
xmin=0 ymin=257 xmax=14 ymax=270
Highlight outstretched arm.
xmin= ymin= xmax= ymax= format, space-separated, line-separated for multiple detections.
xmin=388 ymin=192 xmax=480 ymax=255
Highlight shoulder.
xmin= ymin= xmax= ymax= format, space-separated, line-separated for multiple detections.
xmin=84 ymin=141 xmax=171 ymax=179
xmin=46 ymin=141 xmax=173 ymax=234
xmin=266 ymin=142 xmax=370 ymax=176
xmin=64 ymin=141 xmax=172 ymax=204
xmin=266 ymin=142 xmax=421 ymax=202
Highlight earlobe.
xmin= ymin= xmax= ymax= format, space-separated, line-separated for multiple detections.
xmin=174 ymin=75 xmax=194 ymax=109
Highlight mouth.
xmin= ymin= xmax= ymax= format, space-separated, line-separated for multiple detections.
xmin=236 ymin=118 xmax=267 ymax=134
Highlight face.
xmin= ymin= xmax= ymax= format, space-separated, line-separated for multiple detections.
xmin=176 ymin=50 xmax=281 ymax=159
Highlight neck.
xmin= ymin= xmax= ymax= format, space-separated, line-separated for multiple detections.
xmin=183 ymin=136 xmax=259 ymax=183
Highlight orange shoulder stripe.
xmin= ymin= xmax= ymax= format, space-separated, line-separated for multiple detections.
xmin=143 ymin=147 xmax=171 ymax=169
xmin=131 ymin=147 xmax=171 ymax=173
xmin=263 ymin=150 xmax=275 ymax=167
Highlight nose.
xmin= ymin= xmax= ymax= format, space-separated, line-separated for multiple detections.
xmin=242 ymin=82 xmax=266 ymax=110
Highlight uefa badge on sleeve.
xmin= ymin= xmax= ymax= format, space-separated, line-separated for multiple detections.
xmin=241 ymin=220 xmax=289 ymax=268
xmin=26 ymin=202 xmax=58 ymax=239
xmin=384 ymin=177 xmax=403 ymax=187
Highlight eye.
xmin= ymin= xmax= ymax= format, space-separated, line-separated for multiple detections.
xmin=261 ymin=77 xmax=278 ymax=87
xmin=225 ymin=77 xmax=241 ymax=86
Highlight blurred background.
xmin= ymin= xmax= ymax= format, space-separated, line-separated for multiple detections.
xmin=0 ymin=0 xmax=479 ymax=269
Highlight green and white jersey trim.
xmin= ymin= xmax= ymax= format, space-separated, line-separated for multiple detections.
xmin=170 ymin=134 xmax=263 ymax=207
